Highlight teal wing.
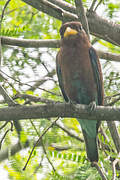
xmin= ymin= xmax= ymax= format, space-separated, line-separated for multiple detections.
xmin=56 ymin=53 xmax=69 ymax=102
xmin=89 ymin=47 xmax=104 ymax=105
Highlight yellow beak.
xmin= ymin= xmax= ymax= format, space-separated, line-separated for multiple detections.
xmin=64 ymin=27 xmax=78 ymax=37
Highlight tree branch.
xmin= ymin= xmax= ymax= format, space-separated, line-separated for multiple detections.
xmin=107 ymin=121 xmax=120 ymax=153
xmin=0 ymin=103 xmax=120 ymax=122
xmin=14 ymin=94 xmax=56 ymax=104
xmin=105 ymin=98 xmax=120 ymax=155
xmin=0 ymin=121 xmax=13 ymax=149
xmin=1 ymin=36 xmax=60 ymax=48
xmin=0 ymin=85 xmax=22 ymax=138
xmin=55 ymin=121 xmax=84 ymax=142
xmin=1 ymin=36 xmax=120 ymax=62
xmin=75 ymin=0 xmax=90 ymax=39
xmin=112 ymin=153 xmax=120 ymax=180
xmin=21 ymin=0 xmax=120 ymax=46
xmin=89 ymin=0 xmax=97 ymax=12
xmin=87 ymin=11 xmax=120 ymax=47
xmin=97 ymin=50 xmax=120 ymax=62
xmin=0 ymin=85 xmax=16 ymax=106
xmin=0 ymin=119 xmax=84 ymax=162
xmin=47 ymin=0 xmax=75 ymax=14
xmin=94 ymin=0 xmax=103 ymax=11
xmin=0 ymin=69 xmax=59 ymax=96
xmin=30 ymin=119 xmax=56 ymax=172
xmin=92 ymin=162 xmax=107 ymax=180
xmin=22 ymin=0 xmax=77 ymax=22
xmin=23 ymin=117 xmax=59 ymax=170
xmin=0 ymin=0 xmax=11 ymax=31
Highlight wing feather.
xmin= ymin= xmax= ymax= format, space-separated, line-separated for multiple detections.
xmin=89 ymin=47 xmax=104 ymax=105
xmin=56 ymin=52 xmax=69 ymax=102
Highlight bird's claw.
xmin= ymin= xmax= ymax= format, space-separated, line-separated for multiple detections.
xmin=87 ymin=101 xmax=96 ymax=113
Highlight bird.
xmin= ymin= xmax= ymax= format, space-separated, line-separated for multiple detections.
xmin=56 ymin=21 xmax=104 ymax=162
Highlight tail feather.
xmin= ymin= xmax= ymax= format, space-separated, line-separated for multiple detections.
xmin=78 ymin=118 xmax=99 ymax=162
xmin=82 ymin=129 xmax=98 ymax=162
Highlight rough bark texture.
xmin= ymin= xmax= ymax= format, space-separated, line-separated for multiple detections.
xmin=22 ymin=0 xmax=120 ymax=46
xmin=0 ymin=103 xmax=120 ymax=122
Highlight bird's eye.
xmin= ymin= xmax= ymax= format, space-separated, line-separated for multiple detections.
xmin=79 ymin=26 xmax=82 ymax=31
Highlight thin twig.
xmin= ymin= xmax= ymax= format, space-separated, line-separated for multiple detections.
xmin=0 ymin=121 xmax=13 ymax=149
xmin=23 ymin=117 xmax=59 ymax=171
xmin=41 ymin=61 xmax=49 ymax=74
xmin=105 ymin=93 xmax=120 ymax=99
xmin=30 ymin=119 xmax=56 ymax=171
xmin=42 ymin=140 xmax=56 ymax=172
xmin=89 ymin=0 xmax=97 ymax=12
xmin=106 ymin=96 xmax=120 ymax=106
xmin=0 ymin=85 xmax=17 ymax=106
xmin=99 ymin=126 xmax=110 ymax=143
xmin=112 ymin=152 xmax=120 ymax=180
xmin=14 ymin=94 xmax=56 ymax=104
xmin=0 ymin=122 xmax=9 ymax=130
xmin=94 ymin=0 xmax=103 ymax=11
xmin=0 ymin=84 xmax=22 ymax=138
xmin=30 ymin=119 xmax=55 ymax=171
xmin=0 ymin=69 xmax=60 ymax=96
xmin=0 ymin=0 xmax=10 ymax=67
xmin=32 ymin=155 xmax=44 ymax=175
xmin=92 ymin=162 xmax=107 ymax=180
xmin=47 ymin=0 xmax=76 ymax=14
xmin=0 ymin=0 xmax=11 ymax=31
xmin=55 ymin=121 xmax=84 ymax=142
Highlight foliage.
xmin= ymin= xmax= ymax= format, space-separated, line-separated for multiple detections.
xmin=0 ymin=0 xmax=120 ymax=179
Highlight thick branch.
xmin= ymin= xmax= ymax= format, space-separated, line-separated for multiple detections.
xmin=0 ymin=103 xmax=120 ymax=121
xmin=1 ymin=36 xmax=60 ymax=48
xmin=87 ymin=11 xmax=120 ymax=46
xmin=1 ymin=37 xmax=120 ymax=62
xmin=22 ymin=0 xmax=120 ymax=46
xmin=97 ymin=50 xmax=120 ymax=62
xmin=22 ymin=0 xmax=77 ymax=22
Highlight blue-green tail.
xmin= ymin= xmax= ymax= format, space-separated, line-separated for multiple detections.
xmin=78 ymin=119 xmax=99 ymax=162
xmin=82 ymin=129 xmax=98 ymax=162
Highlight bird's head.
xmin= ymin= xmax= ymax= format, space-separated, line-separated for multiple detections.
xmin=59 ymin=21 xmax=89 ymax=45
xmin=60 ymin=21 xmax=84 ymax=38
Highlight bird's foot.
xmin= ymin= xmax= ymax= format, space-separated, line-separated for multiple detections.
xmin=87 ymin=101 xmax=96 ymax=113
